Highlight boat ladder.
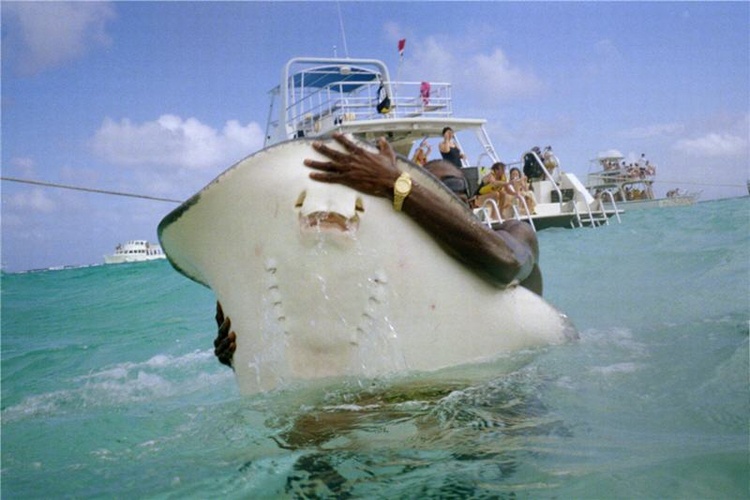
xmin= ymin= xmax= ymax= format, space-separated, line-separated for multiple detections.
xmin=474 ymin=197 xmax=537 ymax=232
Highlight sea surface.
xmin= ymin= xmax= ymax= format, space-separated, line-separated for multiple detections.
xmin=2 ymin=197 xmax=748 ymax=499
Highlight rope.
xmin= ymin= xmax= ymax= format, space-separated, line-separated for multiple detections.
xmin=1 ymin=177 xmax=182 ymax=203
xmin=650 ymin=179 xmax=746 ymax=188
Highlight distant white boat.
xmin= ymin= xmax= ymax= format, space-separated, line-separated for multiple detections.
xmin=586 ymin=150 xmax=699 ymax=210
xmin=104 ymin=240 xmax=165 ymax=264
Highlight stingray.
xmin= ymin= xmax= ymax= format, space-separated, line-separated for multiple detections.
xmin=158 ymin=138 xmax=577 ymax=395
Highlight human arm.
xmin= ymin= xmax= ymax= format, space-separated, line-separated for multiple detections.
xmin=439 ymin=137 xmax=450 ymax=154
xmin=304 ymin=134 xmax=539 ymax=292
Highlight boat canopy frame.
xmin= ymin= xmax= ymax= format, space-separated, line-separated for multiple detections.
xmin=264 ymin=57 xmax=456 ymax=147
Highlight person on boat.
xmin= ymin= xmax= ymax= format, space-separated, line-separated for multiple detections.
xmin=523 ymin=146 xmax=544 ymax=182
xmin=507 ymin=167 xmax=537 ymax=215
xmin=478 ymin=162 xmax=507 ymax=193
xmin=411 ymin=139 xmax=432 ymax=167
xmin=213 ymin=133 xmax=543 ymax=367
xmin=542 ymin=146 xmax=559 ymax=181
xmin=439 ymin=126 xmax=464 ymax=168
xmin=473 ymin=162 xmax=511 ymax=220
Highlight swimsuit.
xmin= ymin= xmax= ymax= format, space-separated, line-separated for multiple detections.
xmin=441 ymin=146 xmax=462 ymax=168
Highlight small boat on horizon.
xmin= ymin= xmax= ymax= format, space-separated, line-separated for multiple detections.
xmin=586 ymin=150 xmax=699 ymax=210
xmin=104 ymin=240 xmax=165 ymax=265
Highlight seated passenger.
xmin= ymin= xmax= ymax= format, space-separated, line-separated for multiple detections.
xmin=411 ymin=139 xmax=432 ymax=167
xmin=507 ymin=167 xmax=537 ymax=215
xmin=473 ymin=162 xmax=511 ymax=220
xmin=478 ymin=161 xmax=507 ymax=194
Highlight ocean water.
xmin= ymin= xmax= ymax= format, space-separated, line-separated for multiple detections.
xmin=2 ymin=197 xmax=748 ymax=499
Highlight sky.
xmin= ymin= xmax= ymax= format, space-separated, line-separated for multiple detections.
xmin=2 ymin=1 xmax=749 ymax=272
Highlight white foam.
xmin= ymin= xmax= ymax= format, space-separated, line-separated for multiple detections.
xmin=1 ymin=349 xmax=232 ymax=423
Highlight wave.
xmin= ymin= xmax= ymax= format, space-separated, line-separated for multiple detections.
xmin=1 ymin=349 xmax=234 ymax=423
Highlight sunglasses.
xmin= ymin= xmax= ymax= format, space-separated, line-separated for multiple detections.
xmin=441 ymin=175 xmax=470 ymax=198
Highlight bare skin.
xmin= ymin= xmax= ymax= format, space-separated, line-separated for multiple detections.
xmin=304 ymin=133 xmax=542 ymax=293
xmin=438 ymin=127 xmax=465 ymax=161
xmin=214 ymin=133 xmax=543 ymax=366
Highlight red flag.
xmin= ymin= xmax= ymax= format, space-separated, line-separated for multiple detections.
xmin=398 ymin=39 xmax=406 ymax=57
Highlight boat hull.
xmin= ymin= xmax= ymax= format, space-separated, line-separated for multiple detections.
xmin=159 ymin=139 xmax=576 ymax=394
xmin=604 ymin=194 xmax=697 ymax=210
xmin=103 ymin=254 xmax=166 ymax=264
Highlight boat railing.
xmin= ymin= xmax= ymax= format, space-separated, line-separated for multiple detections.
xmin=475 ymin=198 xmax=503 ymax=228
xmin=599 ymin=190 xmax=621 ymax=224
xmin=474 ymin=189 xmax=538 ymax=232
xmin=580 ymin=201 xmax=599 ymax=227
xmin=588 ymin=168 xmax=655 ymax=186
xmin=510 ymin=196 xmax=537 ymax=232
xmin=282 ymin=80 xmax=453 ymax=140
xmin=526 ymin=150 xmax=575 ymax=213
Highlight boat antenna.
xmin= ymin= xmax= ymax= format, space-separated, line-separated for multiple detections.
xmin=336 ymin=1 xmax=349 ymax=58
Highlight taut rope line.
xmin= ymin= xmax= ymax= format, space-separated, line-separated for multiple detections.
xmin=1 ymin=177 xmax=182 ymax=204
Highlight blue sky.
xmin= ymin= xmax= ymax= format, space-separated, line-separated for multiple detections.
xmin=2 ymin=1 xmax=748 ymax=272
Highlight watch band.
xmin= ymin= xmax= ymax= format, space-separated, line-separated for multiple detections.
xmin=393 ymin=172 xmax=412 ymax=211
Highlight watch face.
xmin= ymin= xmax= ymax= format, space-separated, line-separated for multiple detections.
xmin=395 ymin=177 xmax=411 ymax=192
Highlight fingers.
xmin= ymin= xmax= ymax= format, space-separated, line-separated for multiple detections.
xmin=307 ymin=171 xmax=341 ymax=183
xmin=215 ymin=301 xmax=224 ymax=326
xmin=303 ymin=158 xmax=339 ymax=172
xmin=218 ymin=315 xmax=231 ymax=337
xmin=310 ymin=134 xmax=372 ymax=163
xmin=377 ymin=137 xmax=396 ymax=164
xmin=215 ymin=330 xmax=237 ymax=367
xmin=331 ymin=132 xmax=363 ymax=153
xmin=310 ymin=140 xmax=350 ymax=163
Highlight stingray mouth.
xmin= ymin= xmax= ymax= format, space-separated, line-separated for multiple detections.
xmin=296 ymin=191 xmax=363 ymax=234
xmin=299 ymin=211 xmax=360 ymax=233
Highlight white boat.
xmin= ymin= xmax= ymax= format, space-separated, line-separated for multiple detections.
xmin=586 ymin=150 xmax=699 ymax=210
xmin=159 ymin=57 xmax=578 ymax=395
xmin=104 ymin=240 xmax=165 ymax=264
xmin=265 ymin=57 xmax=619 ymax=231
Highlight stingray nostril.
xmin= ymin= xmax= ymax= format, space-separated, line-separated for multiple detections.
xmin=355 ymin=197 xmax=365 ymax=213
xmin=295 ymin=191 xmax=307 ymax=208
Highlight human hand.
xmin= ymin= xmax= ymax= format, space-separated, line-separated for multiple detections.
xmin=304 ymin=133 xmax=401 ymax=198
xmin=214 ymin=302 xmax=236 ymax=368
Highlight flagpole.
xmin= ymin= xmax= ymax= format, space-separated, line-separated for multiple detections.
xmin=395 ymin=39 xmax=406 ymax=103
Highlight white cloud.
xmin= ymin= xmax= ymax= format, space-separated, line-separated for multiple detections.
xmin=399 ymin=34 xmax=542 ymax=102
xmin=467 ymin=48 xmax=543 ymax=100
xmin=91 ymin=115 xmax=265 ymax=170
xmin=673 ymin=133 xmax=748 ymax=157
xmin=620 ymin=123 xmax=686 ymax=140
xmin=487 ymin=116 xmax=575 ymax=148
xmin=3 ymin=2 xmax=116 ymax=75
xmin=8 ymin=157 xmax=37 ymax=177
xmin=6 ymin=189 xmax=57 ymax=214
xmin=586 ymin=39 xmax=625 ymax=76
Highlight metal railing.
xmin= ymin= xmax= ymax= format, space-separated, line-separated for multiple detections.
xmin=474 ymin=189 xmax=537 ymax=232
xmin=282 ymin=80 xmax=454 ymax=140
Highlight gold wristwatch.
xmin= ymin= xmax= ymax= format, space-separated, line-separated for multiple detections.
xmin=393 ymin=172 xmax=412 ymax=211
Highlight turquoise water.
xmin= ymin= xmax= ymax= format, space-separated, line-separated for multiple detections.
xmin=2 ymin=197 xmax=748 ymax=498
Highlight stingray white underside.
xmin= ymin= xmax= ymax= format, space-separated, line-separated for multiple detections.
xmin=159 ymin=139 xmax=576 ymax=394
